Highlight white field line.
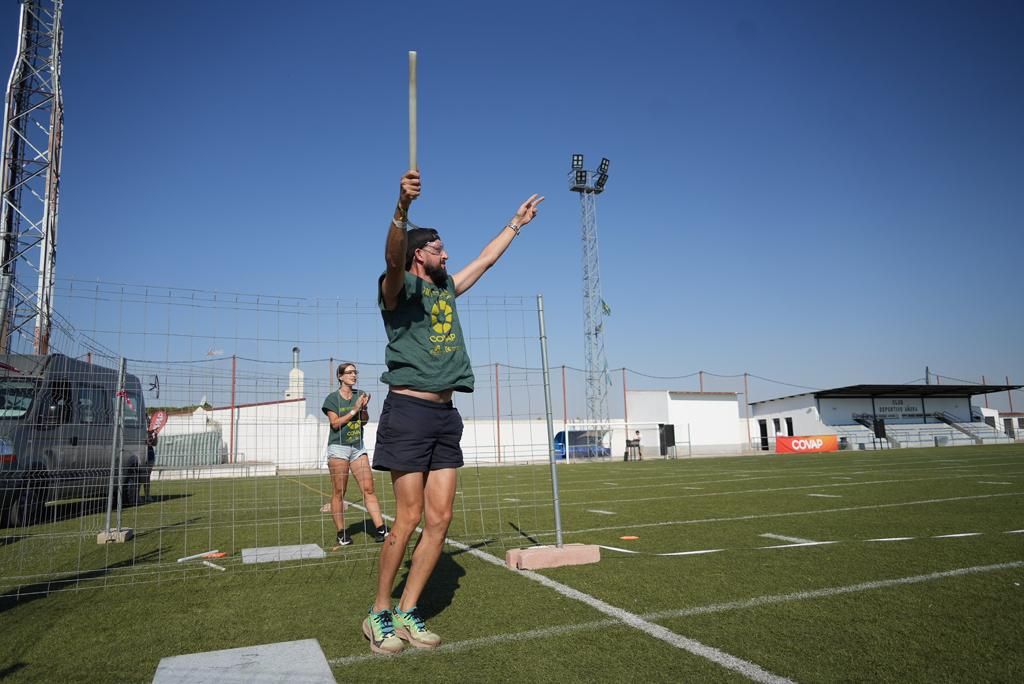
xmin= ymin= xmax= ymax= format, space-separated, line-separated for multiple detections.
xmin=328 ymin=561 xmax=1024 ymax=669
xmin=465 ymin=472 xmax=1024 ymax=515
xmin=586 ymin=509 xmax=617 ymax=515
xmin=446 ymin=537 xmax=793 ymax=682
xmin=760 ymin=533 xmax=818 ymax=544
xmin=831 ymin=477 xmax=853 ymax=480
xmin=565 ymin=491 xmax=1024 ymax=536
xmin=342 ymin=500 xmax=791 ymax=682
xmin=600 ymin=546 xmax=725 ymax=557
xmin=503 ymin=498 xmax=520 ymax=502
xmin=657 ymin=549 xmax=725 ymax=557
xmin=601 ymin=528 xmax=1019 ymax=557
xmin=644 ymin=561 xmax=1024 ymax=620
xmin=453 ymin=459 xmax=1024 ymax=504
xmin=475 ymin=457 xmax=1024 ymax=499
xmin=978 ymin=481 xmax=1013 ymax=485
xmin=759 ymin=541 xmax=836 ymax=549
xmin=806 ymin=494 xmax=842 ymax=498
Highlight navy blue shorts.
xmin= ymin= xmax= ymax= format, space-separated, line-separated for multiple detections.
xmin=371 ymin=392 xmax=464 ymax=472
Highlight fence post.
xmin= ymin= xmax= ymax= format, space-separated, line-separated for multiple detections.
xmin=98 ymin=357 xmax=132 ymax=543
xmin=537 ymin=295 xmax=564 ymax=547
xmin=495 ymin=363 xmax=501 ymax=464
xmin=622 ymin=367 xmax=629 ymax=435
xmin=230 ymin=355 xmax=237 ymax=464
xmin=744 ymin=372 xmax=751 ymax=450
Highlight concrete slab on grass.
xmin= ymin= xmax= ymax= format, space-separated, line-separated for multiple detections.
xmin=241 ymin=543 xmax=325 ymax=564
xmin=153 ymin=638 xmax=335 ymax=683
xmin=506 ymin=543 xmax=601 ymax=570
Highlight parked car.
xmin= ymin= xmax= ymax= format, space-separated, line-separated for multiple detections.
xmin=0 ymin=354 xmax=147 ymax=527
xmin=554 ymin=430 xmax=611 ymax=460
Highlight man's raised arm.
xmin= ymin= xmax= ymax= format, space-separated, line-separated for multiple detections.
xmin=382 ymin=170 xmax=420 ymax=310
xmin=453 ymin=194 xmax=544 ymax=296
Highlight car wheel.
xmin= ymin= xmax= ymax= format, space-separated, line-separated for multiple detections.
xmin=2 ymin=483 xmax=40 ymax=529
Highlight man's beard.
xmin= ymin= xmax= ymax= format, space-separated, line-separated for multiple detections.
xmin=425 ymin=263 xmax=448 ymax=288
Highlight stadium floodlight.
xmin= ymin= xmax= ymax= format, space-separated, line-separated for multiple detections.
xmin=575 ymin=169 xmax=587 ymax=186
xmin=598 ymin=157 xmax=610 ymax=174
xmin=595 ymin=172 xmax=608 ymax=190
xmin=572 ymin=154 xmax=584 ymax=170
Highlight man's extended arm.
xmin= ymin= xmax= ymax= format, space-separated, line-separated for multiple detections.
xmin=381 ymin=171 xmax=421 ymax=310
xmin=453 ymin=193 xmax=544 ymax=296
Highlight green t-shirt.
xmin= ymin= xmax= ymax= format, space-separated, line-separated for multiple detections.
xmin=321 ymin=390 xmax=366 ymax=447
xmin=378 ymin=271 xmax=474 ymax=392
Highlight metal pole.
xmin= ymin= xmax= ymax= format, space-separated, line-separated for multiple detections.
xmin=1007 ymin=376 xmax=1015 ymax=413
xmin=982 ymin=375 xmax=989 ymax=409
xmin=537 ymin=295 xmax=564 ymax=547
xmin=561 ymin=365 xmax=568 ymax=437
xmin=114 ymin=358 xmax=126 ymax=531
xmin=699 ymin=371 xmax=704 ymax=393
xmin=495 ymin=363 xmax=501 ymax=464
xmin=230 ymin=355 xmax=236 ymax=464
xmin=622 ymin=367 xmax=628 ymax=434
xmin=743 ymin=372 xmax=751 ymax=450
xmin=104 ymin=357 xmax=127 ymax=532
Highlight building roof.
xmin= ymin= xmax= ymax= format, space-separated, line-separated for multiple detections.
xmin=751 ymin=384 xmax=1021 ymax=405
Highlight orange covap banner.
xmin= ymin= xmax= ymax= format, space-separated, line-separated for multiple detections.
xmin=776 ymin=435 xmax=839 ymax=454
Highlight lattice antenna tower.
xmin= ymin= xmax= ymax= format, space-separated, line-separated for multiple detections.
xmin=568 ymin=154 xmax=612 ymax=427
xmin=0 ymin=0 xmax=64 ymax=355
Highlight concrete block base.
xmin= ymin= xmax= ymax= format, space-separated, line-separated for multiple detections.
xmin=506 ymin=543 xmax=601 ymax=570
xmin=96 ymin=528 xmax=134 ymax=544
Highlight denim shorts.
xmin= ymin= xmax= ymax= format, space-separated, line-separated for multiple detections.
xmin=371 ymin=392 xmax=464 ymax=472
xmin=327 ymin=444 xmax=368 ymax=462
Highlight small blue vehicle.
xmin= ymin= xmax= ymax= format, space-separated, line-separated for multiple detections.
xmin=553 ymin=430 xmax=611 ymax=460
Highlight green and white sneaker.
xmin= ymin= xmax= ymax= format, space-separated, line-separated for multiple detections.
xmin=392 ymin=605 xmax=441 ymax=649
xmin=362 ymin=607 xmax=404 ymax=655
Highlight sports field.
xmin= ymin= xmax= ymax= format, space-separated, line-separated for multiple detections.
xmin=2 ymin=444 xmax=1023 ymax=682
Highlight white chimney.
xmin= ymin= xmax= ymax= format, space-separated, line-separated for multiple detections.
xmin=285 ymin=346 xmax=304 ymax=399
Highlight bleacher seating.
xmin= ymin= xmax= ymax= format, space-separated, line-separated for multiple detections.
xmin=831 ymin=421 xmax=1011 ymax=450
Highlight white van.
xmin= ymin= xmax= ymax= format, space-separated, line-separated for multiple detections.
xmin=0 ymin=354 xmax=147 ymax=527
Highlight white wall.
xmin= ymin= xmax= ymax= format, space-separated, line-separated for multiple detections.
xmin=626 ymin=390 xmax=744 ymax=454
xmin=667 ymin=393 xmax=741 ymax=447
xmin=748 ymin=394 xmax=827 ymax=443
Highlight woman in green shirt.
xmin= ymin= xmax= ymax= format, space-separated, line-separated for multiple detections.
xmin=322 ymin=362 xmax=388 ymax=545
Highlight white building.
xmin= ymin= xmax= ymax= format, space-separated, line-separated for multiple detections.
xmin=625 ymin=389 xmax=747 ymax=456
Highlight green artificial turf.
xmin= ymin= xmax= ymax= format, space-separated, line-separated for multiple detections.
xmin=1 ymin=444 xmax=1023 ymax=681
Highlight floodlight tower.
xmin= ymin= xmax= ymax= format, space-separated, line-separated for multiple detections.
xmin=0 ymin=0 xmax=64 ymax=354
xmin=569 ymin=154 xmax=611 ymax=428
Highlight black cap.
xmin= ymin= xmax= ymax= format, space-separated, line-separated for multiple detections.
xmin=405 ymin=227 xmax=441 ymax=269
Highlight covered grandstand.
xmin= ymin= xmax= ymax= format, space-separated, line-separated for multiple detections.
xmin=749 ymin=384 xmax=1022 ymax=451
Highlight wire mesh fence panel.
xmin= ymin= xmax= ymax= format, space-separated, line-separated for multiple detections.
xmin=3 ymin=278 xmax=1021 ymax=597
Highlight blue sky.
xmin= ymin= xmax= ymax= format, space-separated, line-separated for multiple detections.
xmin=3 ymin=0 xmax=1022 ymax=403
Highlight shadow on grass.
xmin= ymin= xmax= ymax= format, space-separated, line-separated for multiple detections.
xmin=0 ymin=663 xmax=26 ymax=678
xmin=133 ymin=516 xmax=205 ymax=539
xmin=13 ymin=493 xmax=195 ymax=532
xmin=509 ymin=522 xmax=540 ymax=545
xmin=0 ymin=534 xmax=26 ymax=547
xmin=391 ymin=540 xmax=491 ymax=620
xmin=0 ymin=548 xmax=164 ymax=615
